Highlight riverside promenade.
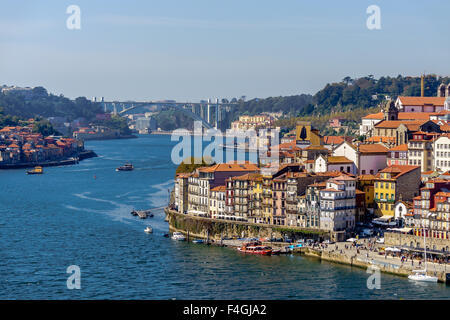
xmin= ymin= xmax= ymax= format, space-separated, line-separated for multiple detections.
xmin=166 ymin=209 xmax=450 ymax=283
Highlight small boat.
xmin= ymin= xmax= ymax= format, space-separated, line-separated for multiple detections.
xmin=237 ymin=241 xmax=272 ymax=255
xmin=116 ymin=162 xmax=133 ymax=171
xmin=144 ymin=226 xmax=153 ymax=234
xmin=171 ymin=232 xmax=186 ymax=241
xmin=192 ymin=239 xmax=204 ymax=244
xmin=27 ymin=166 xmax=43 ymax=175
xmin=408 ymin=225 xmax=438 ymax=283
xmin=408 ymin=270 xmax=438 ymax=282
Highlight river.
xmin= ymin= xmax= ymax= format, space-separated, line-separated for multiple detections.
xmin=0 ymin=135 xmax=449 ymax=299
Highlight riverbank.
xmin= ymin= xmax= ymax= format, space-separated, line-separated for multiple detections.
xmin=0 ymin=149 xmax=97 ymax=169
xmin=166 ymin=208 xmax=450 ymax=283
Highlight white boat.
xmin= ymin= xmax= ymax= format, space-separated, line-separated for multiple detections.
xmin=144 ymin=226 xmax=153 ymax=234
xmin=171 ymin=232 xmax=186 ymax=241
xmin=408 ymin=270 xmax=438 ymax=282
xmin=407 ymin=223 xmax=438 ymax=283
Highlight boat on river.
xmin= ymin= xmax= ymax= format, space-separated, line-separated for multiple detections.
xmin=237 ymin=241 xmax=272 ymax=255
xmin=171 ymin=232 xmax=186 ymax=241
xmin=27 ymin=166 xmax=43 ymax=175
xmin=144 ymin=226 xmax=153 ymax=234
xmin=116 ymin=162 xmax=133 ymax=171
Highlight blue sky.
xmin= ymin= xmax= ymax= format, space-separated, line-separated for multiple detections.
xmin=0 ymin=0 xmax=449 ymax=101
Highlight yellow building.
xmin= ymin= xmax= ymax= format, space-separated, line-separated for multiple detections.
xmin=295 ymin=121 xmax=323 ymax=146
xmin=374 ymin=165 xmax=421 ymax=217
xmin=249 ymin=174 xmax=263 ymax=223
xmin=358 ymin=174 xmax=375 ymax=209
xmin=261 ymin=175 xmax=273 ymax=224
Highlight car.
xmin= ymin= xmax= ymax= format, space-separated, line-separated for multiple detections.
xmin=296 ymin=239 xmax=305 ymax=243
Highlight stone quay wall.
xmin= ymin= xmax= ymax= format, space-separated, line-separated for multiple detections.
xmin=385 ymin=232 xmax=450 ymax=252
xmin=165 ymin=209 xmax=330 ymax=241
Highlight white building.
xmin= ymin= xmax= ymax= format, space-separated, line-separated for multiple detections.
xmin=359 ymin=112 xmax=384 ymax=136
xmin=209 ymin=186 xmax=226 ymax=219
xmin=434 ymin=134 xmax=450 ymax=173
xmin=319 ymin=175 xmax=356 ymax=236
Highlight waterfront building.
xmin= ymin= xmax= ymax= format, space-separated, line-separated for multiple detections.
xmin=197 ymin=162 xmax=260 ymax=217
xmin=209 ymin=185 xmax=226 ymax=219
xmin=434 ymin=134 xmax=450 ymax=173
xmin=387 ymin=144 xmax=408 ymax=166
xmin=374 ymin=165 xmax=421 ymax=217
xmin=225 ymin=174 xmax=253 ymax=221
xmin=272 ymin=175 xmax=287 ymax=225
xmin=187 ymin=172 xmax=202 ymax=216
xmin=174 ymin=173 xmax=190 ymax=214
xmin=248 ymin=174 xmax=263 ymax=223
xmin=319 ymin=175 xmax=357 ymax=241
xmin=261 ymin=175 xmax=273 ymax=224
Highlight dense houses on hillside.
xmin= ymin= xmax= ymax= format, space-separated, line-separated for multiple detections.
xmin=173 ymin=86 xmax=450 ymax=243
xmin=0 ymin=125 xmax=83 ymax=165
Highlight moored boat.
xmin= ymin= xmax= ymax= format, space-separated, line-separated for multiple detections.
xmin=192 ymin=239 xmax=204 ymax=244
xmin=237 ymin=241 xmax=272 ymax=255
xmin=171 ymin=232 xmax=186 ymax=241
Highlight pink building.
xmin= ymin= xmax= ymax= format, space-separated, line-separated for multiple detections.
xmin=395 ymin=96 xmax=446 ymax=113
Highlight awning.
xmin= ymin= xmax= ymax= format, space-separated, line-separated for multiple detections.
xmin=387 ymin=227 xmax=413 ymax=233
xmin=374 ymin=215 xmax=394 ymax=222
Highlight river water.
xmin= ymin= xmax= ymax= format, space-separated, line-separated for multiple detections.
xmin=0 ymin=135 xmax=449 ymax=299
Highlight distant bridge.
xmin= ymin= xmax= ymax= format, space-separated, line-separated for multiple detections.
xmin=101 ymin=100 xmax=238 ymax=130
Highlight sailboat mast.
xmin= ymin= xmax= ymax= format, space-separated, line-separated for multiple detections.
xmin=423 ymin=222 xmax=427 ymax=272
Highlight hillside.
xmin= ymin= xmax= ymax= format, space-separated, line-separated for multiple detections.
xmin=0 ymin=86 xmax=103 ymax=121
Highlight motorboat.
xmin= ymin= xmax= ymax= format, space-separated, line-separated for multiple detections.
xmin=192 ymin=239 xmax=204 ymax=244
xmin=144 ymin=226 xmax=153 ymax=234
xmin=171 ymin=232 xmax=186 ymax=241
xmin=116 ymin=162 xmax=133 ymax=171
xmin=27 ymin=166 xmax=43 ymax=174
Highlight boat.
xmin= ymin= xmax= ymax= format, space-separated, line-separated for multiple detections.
xmin=131 ymin=210 xmax=138 ymax=216
xmin=171 ymin=232 xmax=186 ymax=241
xmin=408 ymin=225 xmax=438 ymax=283
xmin=116 ymin=162 xmax=133 ymax=171
xmin=144 ymin=226 xmax=153 ymax=234
xmin=27 ymin=166 xmax=43 ymax=174
xmin=237 ymin=241 xmax=272 ymax=255
xmin=192 ymin=239 xmax=204 ymax=244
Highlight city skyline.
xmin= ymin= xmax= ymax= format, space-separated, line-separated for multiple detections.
xmin=1 ymin=0 xmax=450 ymax=101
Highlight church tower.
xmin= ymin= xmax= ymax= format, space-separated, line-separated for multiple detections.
xmin=383 ymin=100 xmax=398 ymax=121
